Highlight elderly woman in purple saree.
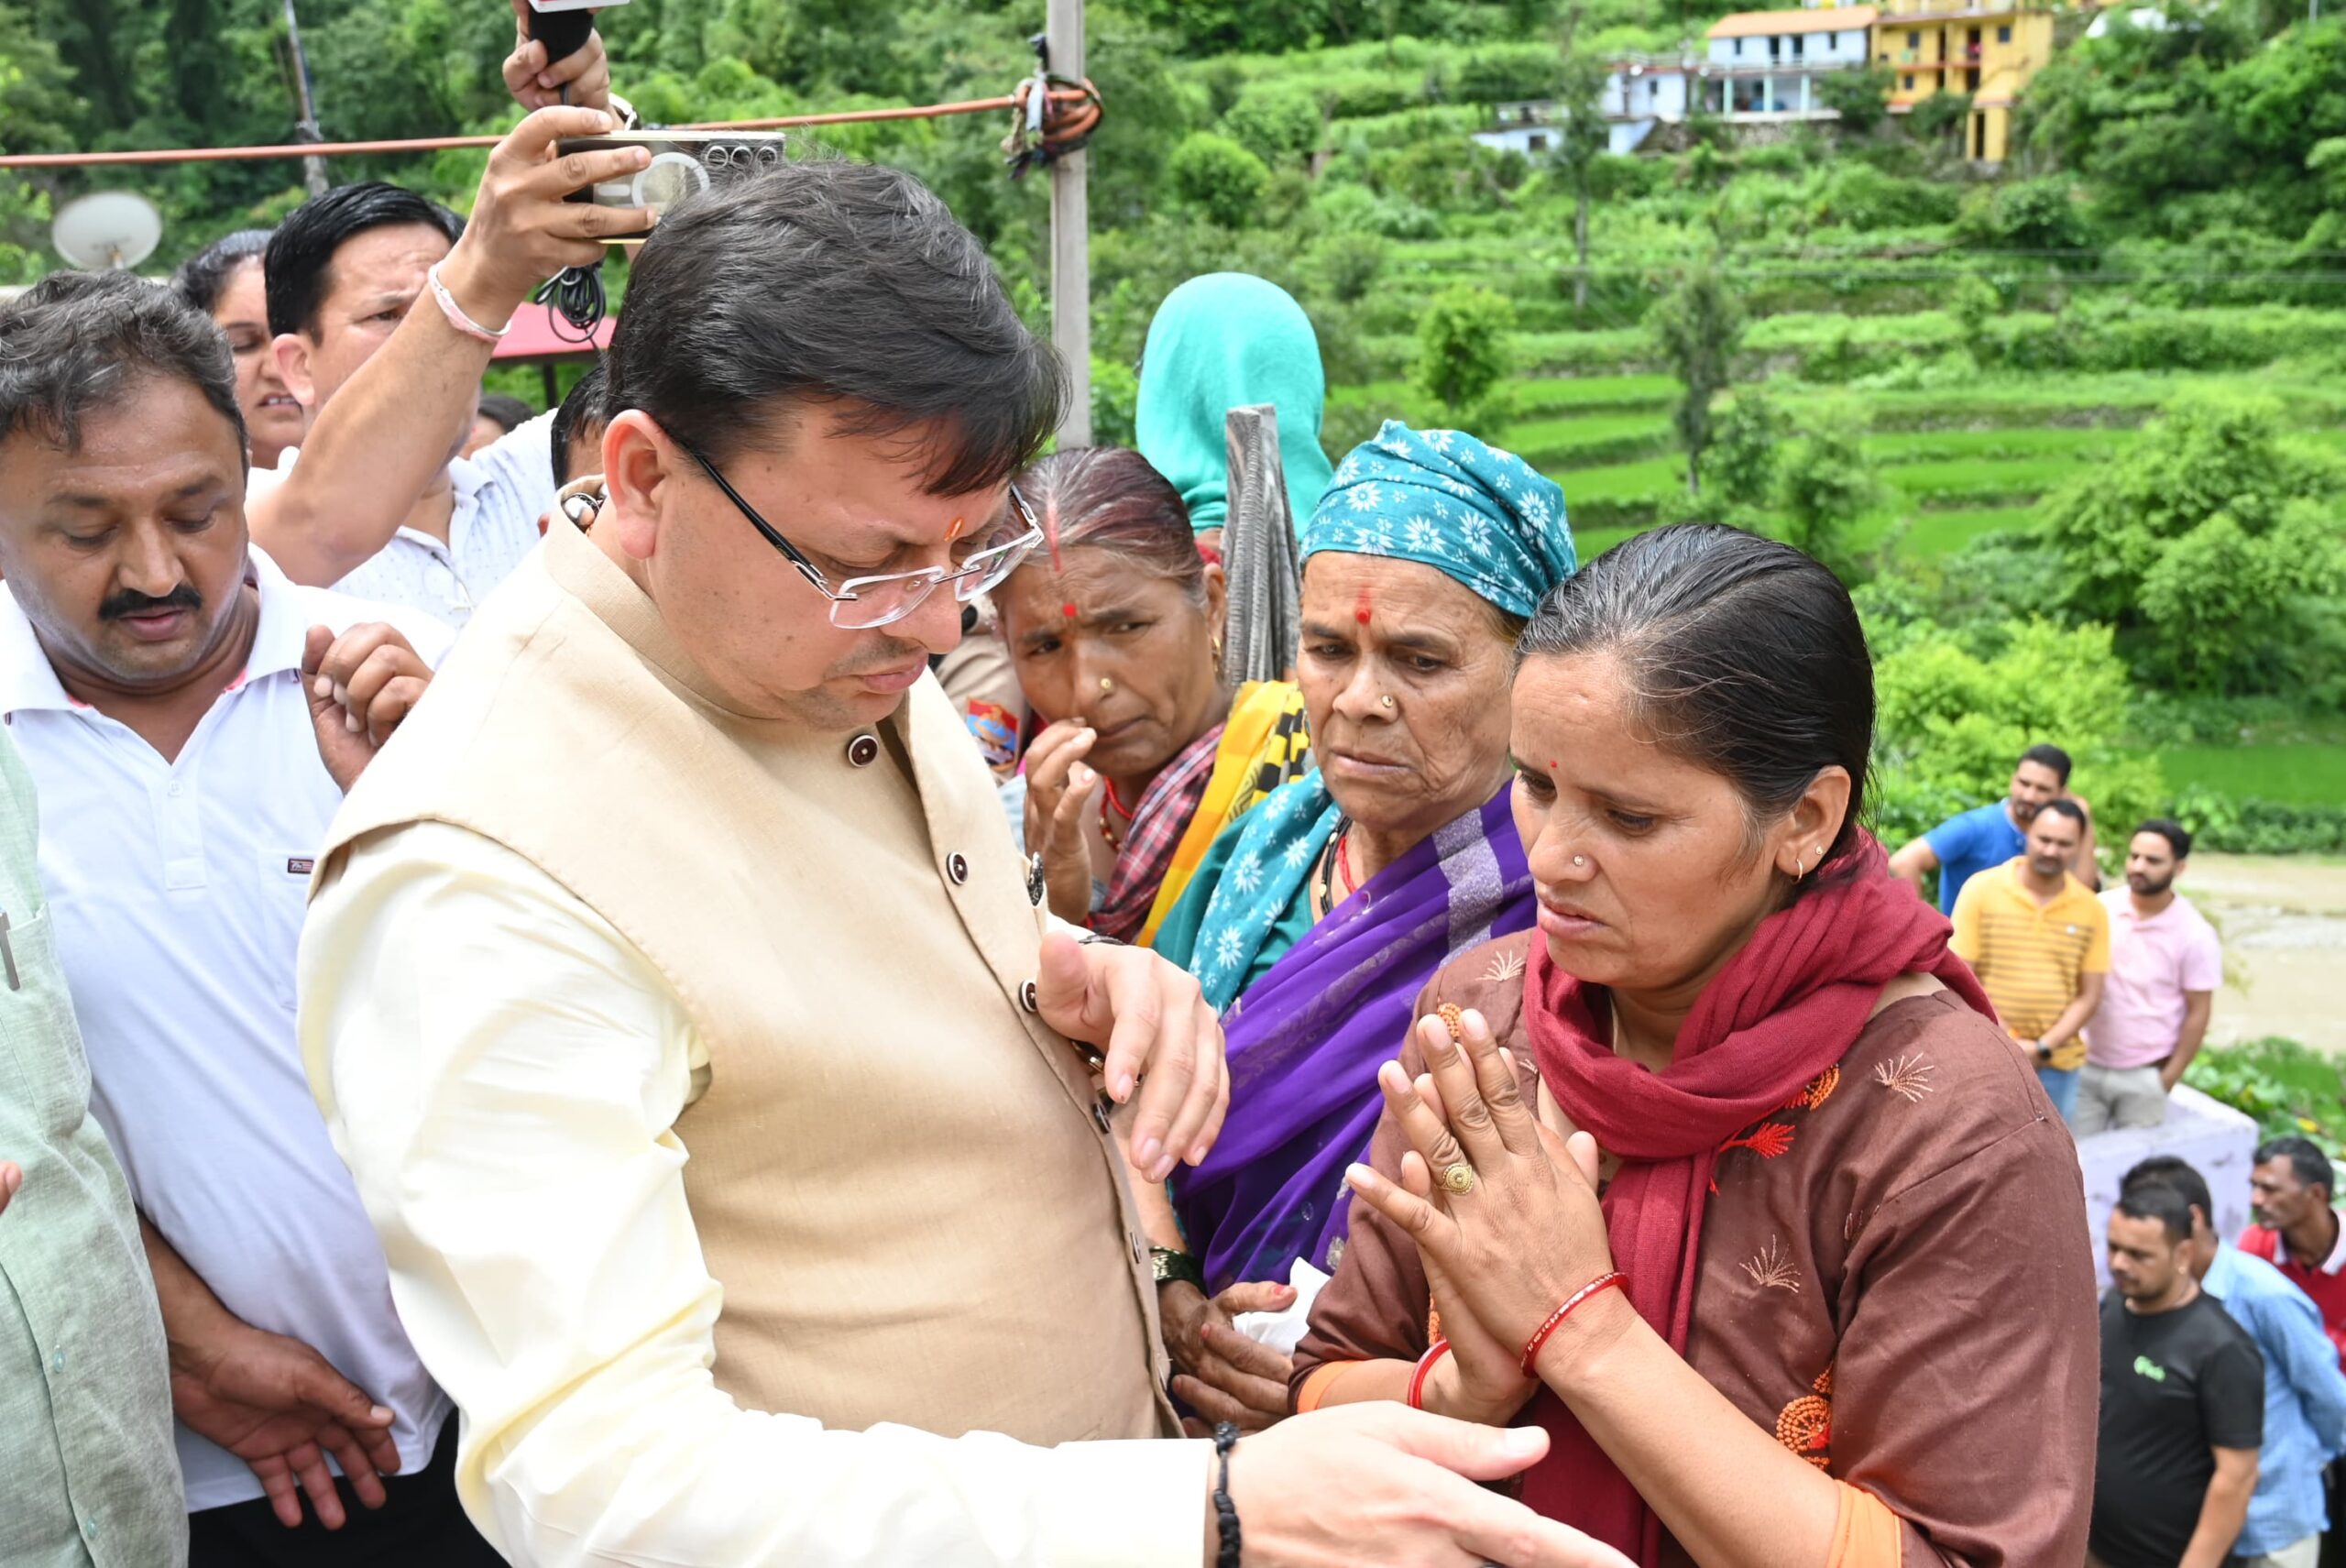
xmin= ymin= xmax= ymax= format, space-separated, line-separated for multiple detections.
xmin=1143 ymin=422 xmax=1574 ymax=1431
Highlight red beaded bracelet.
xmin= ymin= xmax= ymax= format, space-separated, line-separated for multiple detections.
xmin=1519 ymin=1271 xmax=1628 ymax=1377
xmin=1406 ymin=1338 xmax=1453 ymax=1409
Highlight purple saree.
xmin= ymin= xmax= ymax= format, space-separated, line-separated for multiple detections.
xmin=1168 ymin=784 xmax=1534 ymax=1295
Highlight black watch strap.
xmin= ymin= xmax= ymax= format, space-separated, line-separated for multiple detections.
xmin=1150 ymin=1246 xmax=1205 ymax=1290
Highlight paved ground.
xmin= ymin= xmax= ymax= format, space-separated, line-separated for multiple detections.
xmin=2177 ymin=853 xmax=2346 ymax=1053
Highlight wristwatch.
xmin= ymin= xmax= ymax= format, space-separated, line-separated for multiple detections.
xmin=1150 ymin=1247 xmax=1205 ymax=1291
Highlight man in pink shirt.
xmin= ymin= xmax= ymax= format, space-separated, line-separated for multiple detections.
xmin=2077 ymin=819 xmax=2224 ymax=1135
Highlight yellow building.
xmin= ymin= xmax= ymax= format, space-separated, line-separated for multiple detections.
xmin=1869 ymin=0 xmax=2056 ymax=161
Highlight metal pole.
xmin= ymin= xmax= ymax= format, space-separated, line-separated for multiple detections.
xmin=1047 ymin=0 xmax=1091 ymax=447
xmin=283 ymin=0 xmax=329 ymax=196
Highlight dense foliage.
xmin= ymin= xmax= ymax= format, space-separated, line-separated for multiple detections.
xmin=2 ymin=0 xmax=2340 ymax=841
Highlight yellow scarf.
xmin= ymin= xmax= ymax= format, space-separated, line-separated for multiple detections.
xmin=1138 ymin=679 xmax=1311 ymax=947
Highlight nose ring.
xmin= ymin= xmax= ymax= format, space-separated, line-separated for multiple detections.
xmin=1572 ymin=855 xmax=1587 ymax=869
xmin=1378 ymin=694 xmax=1395 ymax=709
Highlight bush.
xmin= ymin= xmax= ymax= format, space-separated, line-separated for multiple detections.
xmin=1222 ymin=84 xmax=1322 ymax=167
xmin=2167 ymin=786 xmax=2346 ymax=855
xmin=1416 ymin=285 xmax=1517 ymax=420
xmin=1310 ymin=231 xmax=1388 ymax=304
xmin=1090 ymin=355 xmax=1138 ymax=448
xmin=1812 ymin=163 xmax=1960 ymax=231
xmin=1867 ymin=613 xmax=2165 ymax=850
xmin=1455 ymin=43 xmax=1562 ymax=103
xmin=2186 ymin=1038 xmax=2346 ymax=1158
xmin=1819 ymin=66 xmax=1893 ymax=135
xmin=1168 ymin=132 xmax=1272 ymax=229
xmin=1956 ymin=177 xmax=2095 ymax=253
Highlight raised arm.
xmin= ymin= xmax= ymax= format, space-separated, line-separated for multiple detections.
xmin=1887 ymin=835 xmax=1940 ymax=900
xmin=249 ymin=107 xmax=651 ymax=586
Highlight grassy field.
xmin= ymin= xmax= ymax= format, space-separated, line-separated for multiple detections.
xmin=2163 ymin=744 xmax=2346 ymax=806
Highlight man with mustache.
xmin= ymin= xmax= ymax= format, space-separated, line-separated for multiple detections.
xmin=1891 ymin=740 xmax=2093 ymax=909
xmin=1949 ymin=796 xmax=2111 ymax=1125
xmin=0 ymin=269 xmax=490 ymax=1564
xmin=2077 ymin=819 xmax=2223 ymax=1135
xmin=299 ymin=163 xmax=1622 ymax=1568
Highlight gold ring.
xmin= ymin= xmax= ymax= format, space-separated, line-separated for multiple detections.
xmin=1442 ymin=1161 xmax=1477 ymax=1195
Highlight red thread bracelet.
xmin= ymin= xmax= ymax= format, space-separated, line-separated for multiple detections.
xmin=1519 ymin=1271 xmax=1628 ymax=1377
xmin=1407 ymin=1338 xmax=1452 ymax=1409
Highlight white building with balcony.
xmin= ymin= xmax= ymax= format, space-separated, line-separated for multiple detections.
xmin=1703 ymin=6 xmax=1879 ymax=117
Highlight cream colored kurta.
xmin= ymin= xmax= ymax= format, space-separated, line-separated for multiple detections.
xmin=299 ymin=520 xmax=1203 ymax=1567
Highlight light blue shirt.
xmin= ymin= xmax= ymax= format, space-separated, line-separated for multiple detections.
xmin=1923 ymin=799 xmax=2027 ymax=914
xmin=2204 ymin=1240 xmax=2346 ymax=1552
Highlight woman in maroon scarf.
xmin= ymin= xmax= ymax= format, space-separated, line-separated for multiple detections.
xmin=1290 ymin=524 xmax=2097 ymax=1567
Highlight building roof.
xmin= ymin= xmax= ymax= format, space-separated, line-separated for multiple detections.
xmin=1707 ymin=5 xmax=1878 ymax=36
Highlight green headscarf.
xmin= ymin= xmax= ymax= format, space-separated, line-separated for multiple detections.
xmin=1135 ymin=274 xmax=1334 ymax=534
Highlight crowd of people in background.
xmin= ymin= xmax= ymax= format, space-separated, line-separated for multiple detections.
xmin=0 ymin=10 xmax=2331 ymax=1568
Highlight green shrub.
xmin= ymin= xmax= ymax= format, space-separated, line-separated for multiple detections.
xmin=1168 ymin=132 xmax=1272 ymax=229
xmin=1813 ymin=163 xmax=1960 ymax=231
xmin=1222 ymin=84 xmax=1323 ymax=167
xmin=1455 ymin=42 xmax=1562 ymax=103
xmin=1090 ymin=356 xmax=1139 ymax=448
xmin=2186 ymin=1038 xmax=2346 ymax=1158
xmin=1957 ymin=177 xmax=2094 ymax=253
xmin=2167 ymin=786 xmax=2346 ymax=854
xmin=1416 ymin=284 xmax=1518 ymax=419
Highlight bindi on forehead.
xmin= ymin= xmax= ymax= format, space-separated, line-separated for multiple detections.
xmin=1354 ymin=586 xmax=1374 ymax=626
xmin=1061 ymin=601 xmax=1079 ymax=620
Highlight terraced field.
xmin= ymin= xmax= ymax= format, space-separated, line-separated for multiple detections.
xmin=1331 ymin=367 xmax=2346 ymax=565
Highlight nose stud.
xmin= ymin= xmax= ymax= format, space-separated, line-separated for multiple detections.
xmin=1378 ymin=694 xmax=1395 ymax=709
xmin=1573 ymin=855 xmax=1587 ymax=869
xmin=1099 ymin=676 xmax=1115 ymax=695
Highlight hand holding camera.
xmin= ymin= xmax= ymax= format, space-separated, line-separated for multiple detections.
xmin=434 ymin=104 xmax=657 ymax=334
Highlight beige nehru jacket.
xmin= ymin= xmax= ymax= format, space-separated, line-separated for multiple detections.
xmin=300 ymin=519 xmax=1200 ymax=1566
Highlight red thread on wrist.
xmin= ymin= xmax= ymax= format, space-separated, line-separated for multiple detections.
xmin=1519 ymin=1271 xmax=1628 ymax=1377
xmin=1407 ymin=1338 xmax=1452 ymax=1410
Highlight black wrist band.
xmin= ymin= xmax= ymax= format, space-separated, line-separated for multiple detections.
xmin=1212 ymin=1420 xmax=1242 ymax=1568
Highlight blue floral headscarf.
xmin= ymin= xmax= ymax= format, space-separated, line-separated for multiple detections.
xmin=1303 ymin=421 xmax=1575 ymax=618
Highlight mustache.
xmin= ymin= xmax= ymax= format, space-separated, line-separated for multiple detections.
xmin=97 ymin=584 xmax=202 ymax=621
xmin=829 ymin=635 xmax=930 ymax=678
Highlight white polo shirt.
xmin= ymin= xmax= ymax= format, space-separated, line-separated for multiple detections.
xmin=250 ymin=411 xmax=555 ymax=627
xmin=0 ymin=547 xmax=455 ymax=1511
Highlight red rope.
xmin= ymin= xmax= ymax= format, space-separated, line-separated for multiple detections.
xmin=0 ymin=95 xmax=1021 ymax=170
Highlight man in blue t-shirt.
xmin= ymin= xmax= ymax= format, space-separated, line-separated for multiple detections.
xmin=1891 ymin=742 xmax=2094 ymax=913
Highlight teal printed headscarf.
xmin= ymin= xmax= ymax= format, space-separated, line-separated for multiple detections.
xmin=1136 ymin=274 xmax=1334 ymax=534
xmin=1303 ymin=421 xmax=1575 ymax=619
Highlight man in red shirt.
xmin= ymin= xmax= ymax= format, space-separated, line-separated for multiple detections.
xmin=2241 ymin=1135 xmax=2346 ymax=1568
xmin=2242 ymin=1137 xmax=2346 ymax=1355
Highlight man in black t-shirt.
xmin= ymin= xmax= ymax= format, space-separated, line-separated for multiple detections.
xmin=2094 ymin=1184 xmax=2265 ymax=1568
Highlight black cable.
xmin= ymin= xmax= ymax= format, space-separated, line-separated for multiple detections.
xmin=536 ymin=262 xmax=606 ymax=344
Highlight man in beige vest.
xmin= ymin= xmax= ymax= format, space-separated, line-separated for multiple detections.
xmin=300 ymin=164 xmax=1621 ymax=1567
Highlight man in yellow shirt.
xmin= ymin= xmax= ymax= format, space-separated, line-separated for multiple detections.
xmin=1951 ymin=798 xmax=2110 ymax=1128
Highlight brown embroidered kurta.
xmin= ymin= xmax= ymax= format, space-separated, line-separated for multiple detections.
xmin=1293 ymin=929 xmax=2099 ymax=1567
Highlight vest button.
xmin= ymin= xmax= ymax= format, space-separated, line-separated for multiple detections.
xmin=845 ymin=733 xmax=880 ymax=768
xmin=1020 ymin=979 xmax=1039 ymax=1013
xmin=946 ymin=851 xmax=970 ymax=885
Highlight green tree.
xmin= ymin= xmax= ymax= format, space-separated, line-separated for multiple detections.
xmin=1414 ymin=284 xmax=1515 ymax=421
xmin=2037 ymin=389 xmax=2346 ymax=692
xmin=1817 ymin=65 xmax=1892 ymax=135
xmin=1649 ymin=265 xmax=1745 ymax=499
xmin=1168 ymin=132 xmax=1272 ymax=229
xmin=1774 ymin=413 xmax=1880 ymax=577
xmin=1906 ymin=89 xmax=1972 ymax=147
xmin=1706 ymin=389 xmax=1787 ymax=513
xmin=1222 ymin=84 xmax=1321 ymax=168
xmin=1551 ymin=7 xmax=1608 ymax=312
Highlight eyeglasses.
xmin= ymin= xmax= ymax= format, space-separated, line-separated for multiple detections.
xmin=676 ymin=438 xmax=1044 ymax=630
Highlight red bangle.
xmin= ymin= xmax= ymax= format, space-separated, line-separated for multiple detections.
xmin=1519 ymin=1271 xmax=1628 ymax=1377
xmin=1407 ymin=1338 xmax=1452 ymax=1409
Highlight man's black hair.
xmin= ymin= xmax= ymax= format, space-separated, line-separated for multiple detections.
xmin=0 ymin=271 xmax=245 ymax=462
xmin=264 ymin=182 xmax=463 ymax=341
xmin=604 ymin=159 xmax=1063 ymax=495
xmin=549 ymin=360 xmax=607 ymax=488
xmin=2256 ymin=1135 xmax=2336 ymax=1198
xmin=2021 ymin=742 xmax=2074 ymax=784
xmin=2037 ymin=797 xmax=2087 ymax=829
xmin=2135 ymin=817 xmax=2194 ymax=861
xmin=171 ymin=229 xmax=273 ymax=316
xmin=2121 ymin=1157 xmax=2214 ymax=1234
xmin=2114 ymin=1183 xmax=2196 ymax=1244
xmin=475 ymin=392 xmax=534 ymax=438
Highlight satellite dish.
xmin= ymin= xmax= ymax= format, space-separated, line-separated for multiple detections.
xmin=52 ymin=191 xmax=163 ymax=272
